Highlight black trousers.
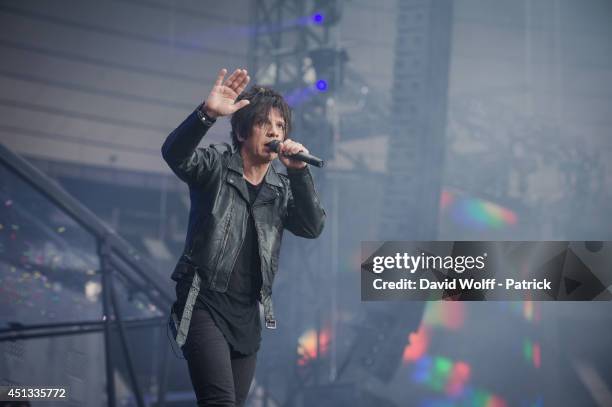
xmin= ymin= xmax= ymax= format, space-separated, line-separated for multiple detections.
xmin=182 ymin=307 xmax=257 ymax=407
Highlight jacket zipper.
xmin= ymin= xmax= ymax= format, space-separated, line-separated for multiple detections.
xmin=226 ymin=209 xmax=247 ymax=284
xmin=250 ymin=200 xmax=275 ymax=299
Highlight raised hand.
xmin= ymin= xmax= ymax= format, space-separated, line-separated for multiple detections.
xmin=203 ymin=68 xmax=251 ymax=118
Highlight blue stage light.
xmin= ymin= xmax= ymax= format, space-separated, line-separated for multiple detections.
xmin=316 ymin=80 xmax=328 ymax=91
xmin=312 ymin=13 xmax=324 ymax=24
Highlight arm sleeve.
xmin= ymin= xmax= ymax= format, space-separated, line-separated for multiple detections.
xmin=283 ymin=166 xmax=326 ymax=238
xmin=161 ymin=109 xmax=221 ymax=184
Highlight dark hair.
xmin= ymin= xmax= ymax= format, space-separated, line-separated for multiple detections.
xmin=230 ymin=85 xmax=292 ymax=151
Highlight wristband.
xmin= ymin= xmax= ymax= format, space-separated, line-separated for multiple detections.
xmin=197 ymin=104 xmax=217 ymax=126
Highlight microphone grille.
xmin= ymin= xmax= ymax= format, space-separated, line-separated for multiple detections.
xmin=266 ymin=140 xmax=281 ymax=151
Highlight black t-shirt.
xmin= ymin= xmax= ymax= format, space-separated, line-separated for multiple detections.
xmin=181 ymin=180 xmax=264 ymax=355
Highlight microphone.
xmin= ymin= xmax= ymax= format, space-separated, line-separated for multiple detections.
xmin=265 ymin=140 xmax=325 ymax=168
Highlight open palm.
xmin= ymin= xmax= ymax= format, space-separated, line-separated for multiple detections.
xmin=205 ymin=68 xmax=251 ymax=117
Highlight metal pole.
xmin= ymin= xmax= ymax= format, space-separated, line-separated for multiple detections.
xmin=156 ymin=324 xmax=170 ymax=407
xmin=99 ymin=237 xmax=117 ymax=407
xmin=0 ymin=317 xmax=165 ymax=342
xmin=108 ymin=261 xmax=146 ymax=407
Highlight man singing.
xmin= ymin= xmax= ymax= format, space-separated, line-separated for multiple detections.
xmin=162 ymin=68 xmax=326 ymax=406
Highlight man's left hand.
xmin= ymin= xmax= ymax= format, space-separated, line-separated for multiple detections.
xmin=278 ymin=139 xmax=308 ymax=169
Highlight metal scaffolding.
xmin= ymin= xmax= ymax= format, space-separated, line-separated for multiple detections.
xmin=248 ymin=1 xmax=342 ymax=405
xmin=0 ymin=143 xmax=175 ymax=407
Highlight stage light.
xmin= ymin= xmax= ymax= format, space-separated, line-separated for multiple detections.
xmin=312 ymin=0 xmax=341 ymax=26
xmin=308 ymin=48 xmax=348 ymax=92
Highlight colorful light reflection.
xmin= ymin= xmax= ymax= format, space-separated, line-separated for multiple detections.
xmin=439 ymin=189 xmax=518 ymax=230
xmin=520 ymin=299 xmax=541 ymax=323
xmin=523 ymin=339 xmax=541 ymax=369
xmin=419 ymin=387 xmax=508 ymax=407
xmin=424 ymin=301 xmax=465 ymax=330
xmin=504 ymin=300 xmax=541 ymax=324
xmin=297 ymin=327 xmax=331 ymax=366
xmin=411 ymin=355 xmax=471 ymax=397
xmin=462 ymin=388 xmax=508 ymax=407
xmin=403 ymin=325 xmax=430 ymax=363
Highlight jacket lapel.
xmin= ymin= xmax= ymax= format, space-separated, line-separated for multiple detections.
xmin=254 ymin=183 xmax=278 ymax=206
xmin=263 ymin=163 xmax=283 ymax=188
xmin=226 ymin=152 xmax=249 ymax=204
xmin=227 ymin=151 xmax=283 ymax=205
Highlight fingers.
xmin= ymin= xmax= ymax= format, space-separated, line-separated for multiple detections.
xmin=232 ymin=99 xmax=250 ymax=112
xmin=279 ymin=139 xmax=308 ymax=169
xmin=236 ymin=73 xmax=250 ymax=95
xmin=224 ymin=68 xmax=249 ymax=93
xmin=281 ymin=139 xmax=308 ymax=155
xmin=214 ymin=68 xmax=227 ymax=87
xmin=224 ymin=68 xmax=240 ymax=88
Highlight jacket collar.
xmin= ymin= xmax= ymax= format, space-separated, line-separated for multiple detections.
xmin=227 ymin=150 xmax=283 ymax=188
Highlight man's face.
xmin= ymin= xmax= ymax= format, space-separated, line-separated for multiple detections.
xmin=240 ymin=107 xmax=286 ymax=163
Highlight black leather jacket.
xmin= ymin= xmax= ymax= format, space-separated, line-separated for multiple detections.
xmin=161 ymin=109 xmax=326 ymax=326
